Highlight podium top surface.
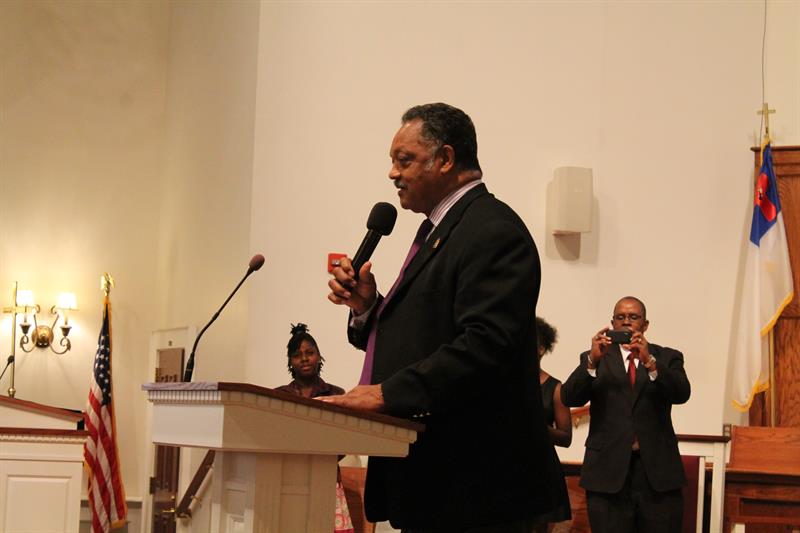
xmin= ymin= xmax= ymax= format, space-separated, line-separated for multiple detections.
xmin=0 ymin=395 xmax=84 ymax=422
xmin=143 ymin=381 xmax=425 ymax=433
xmin=0 ymin=395 xmax=86 ymax=437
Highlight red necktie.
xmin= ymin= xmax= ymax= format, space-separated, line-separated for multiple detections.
xmin=627 ymin=353 xmax=636 ymax=389
xmin=358 ymin=219 xmax=434 ymax=385
xmin=627 ymin=353 xmax=640 ymax=449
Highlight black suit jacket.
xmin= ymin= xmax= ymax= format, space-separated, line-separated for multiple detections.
xmin=561 ymin=343 xmax=690 ymax=494
xmin=348 ymin=184 xmax=565 ymax=529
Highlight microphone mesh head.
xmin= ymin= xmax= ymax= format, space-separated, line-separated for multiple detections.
xmin=249 ymin=254 xmax=266 ymax=271
xmin=366 ymin=202 xmax=398 ymax=236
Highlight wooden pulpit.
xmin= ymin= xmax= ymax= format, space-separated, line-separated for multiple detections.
xmin=0 ymin=395 xmax=87 ymax=533
xmin=724 ymin=425 xmax=800 ymax=531
xmin=143 ymin=382 xmax=423 ymax=533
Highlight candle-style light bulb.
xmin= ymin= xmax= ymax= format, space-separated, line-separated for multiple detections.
xmin=56 ymin=292 xmax=77 ymax=325
xmin=16 ymin=290 xmax=34 ymax=324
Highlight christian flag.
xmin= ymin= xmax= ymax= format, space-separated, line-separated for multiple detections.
xmin=731 ymin=141 xmax=794 ymax=411
xmin=84 ymin=296 xmax=127 ymax=532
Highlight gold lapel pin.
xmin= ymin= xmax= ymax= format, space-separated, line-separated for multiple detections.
xmin=433 ymin=238 xmax=441 ymax=249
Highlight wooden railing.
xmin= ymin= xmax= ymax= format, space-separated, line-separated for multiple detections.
xmin=175 ymin=450 xmax=215 ymax=519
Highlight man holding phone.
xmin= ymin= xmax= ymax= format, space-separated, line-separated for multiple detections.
xmin=561 ymin=296 xmax=691 ymax=533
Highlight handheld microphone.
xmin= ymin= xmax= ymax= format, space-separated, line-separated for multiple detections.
xmin=182 ymin=254 xmax=265 ymax=382
xmin=351 ymin=202 xmax=397 ymax=279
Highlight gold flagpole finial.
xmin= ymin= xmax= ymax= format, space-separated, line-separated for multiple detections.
xmin=757 ymin=102 xmax=776 ymax=140
xmin=101 ymin=273 xmax=115 ymax=297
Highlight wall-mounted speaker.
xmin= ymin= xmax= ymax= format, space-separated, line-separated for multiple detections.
xmin=546 ymin=166 xmax=593 ymax=235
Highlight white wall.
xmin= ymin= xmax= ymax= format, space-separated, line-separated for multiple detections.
xmin=0 ymin=0 xmax=260 ymax=508
xmin=247 ymin=0 xmax=800 ymax=463
xmin=0 ymin=0 xmax=169 ymax=498
xmin=155 ymin=0 xmax=260 ymax=383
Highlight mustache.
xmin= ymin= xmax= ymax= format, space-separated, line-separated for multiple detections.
xmin=393 ymin=179 xmax=406 ymax=189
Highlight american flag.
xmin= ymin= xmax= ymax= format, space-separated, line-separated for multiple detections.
xmin=84 ymin=296 xmax=127 ymax=532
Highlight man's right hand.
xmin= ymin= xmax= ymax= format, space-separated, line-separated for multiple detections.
xmin=589 ymin=327 xmax=612 ymax=367
xmin=327 ymin=256 xmax=377 ymax=316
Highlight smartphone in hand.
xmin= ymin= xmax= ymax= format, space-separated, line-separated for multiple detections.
xmin=606 ymin=329 xmax=632 ymax=344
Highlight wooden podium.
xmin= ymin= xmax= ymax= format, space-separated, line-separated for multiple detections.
xmin=0 ymin=395 xmax=87 ymax=533
xmin=724 ymin=425 xmax=800 ymax=532
xmin=143 ymin=382 xmax=423 ymax=533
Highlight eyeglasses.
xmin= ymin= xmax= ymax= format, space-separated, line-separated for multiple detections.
xmin=613 ymin=313 xmax=643 ymax=322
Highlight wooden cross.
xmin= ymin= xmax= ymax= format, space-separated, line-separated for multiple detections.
xmin=757 ymin=102 xmax=776 ymax=137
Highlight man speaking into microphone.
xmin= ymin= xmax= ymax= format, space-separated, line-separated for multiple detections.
xmin=326 ymin=103 xmax=566 ymax=532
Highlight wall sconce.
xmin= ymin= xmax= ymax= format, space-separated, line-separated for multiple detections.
xmin=2 ymin=282 xmax=78 ymax=398
xmin=15 ymin=289 xmax=78 ymax=354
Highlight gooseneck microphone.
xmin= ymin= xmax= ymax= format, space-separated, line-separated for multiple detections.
xmin=0 ymin=355 xmax=14 ymax=383
xmin=351 ymin=202 xmax=398 ymax=279
xmin=182 ymin=254 xmax=265 ymax=382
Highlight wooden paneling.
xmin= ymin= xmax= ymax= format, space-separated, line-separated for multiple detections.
xmin=775 ymin=319 xmax=800 ymax=427
xmin=768 ymin=147 xmax=800 ymax=317
xmin=750 ymin=146 xmax=800 ymax=428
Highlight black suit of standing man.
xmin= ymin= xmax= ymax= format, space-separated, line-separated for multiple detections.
xmin=325 ymin=103 xmax=566 ymax=532
xmin=561 ymin=297 xmax=691 ymax=533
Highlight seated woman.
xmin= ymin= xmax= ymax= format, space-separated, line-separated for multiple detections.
xmin=275 ymin=323 xmax=353 ymax=533
xmin=275 ymin=323 xmax=345 ymax=398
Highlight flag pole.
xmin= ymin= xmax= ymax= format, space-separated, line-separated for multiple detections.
xmin=85 ymin=271 xmax=127 ymax=532
xmin=760 ymin=126 xmax=777 ymax=428
xmin=769 ymin=329 xmax=776 ymax=427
